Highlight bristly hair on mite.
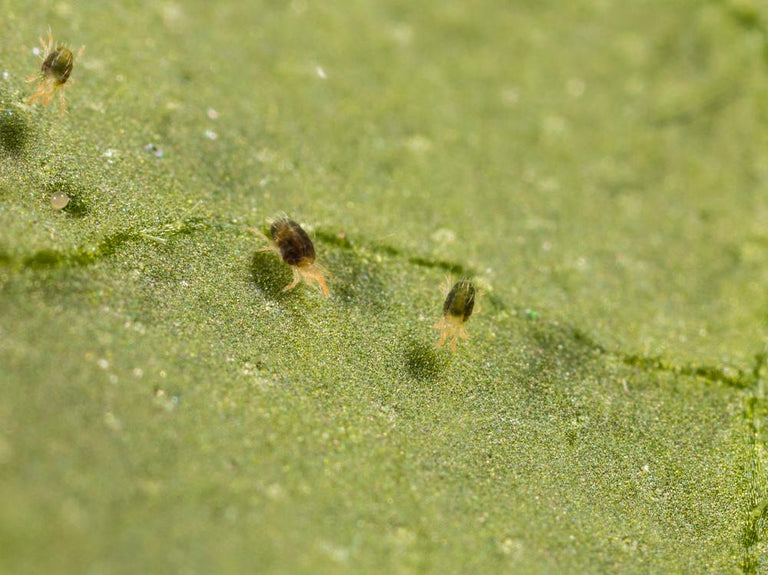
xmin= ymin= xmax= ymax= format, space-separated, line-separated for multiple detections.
xmin=255 ymin=215 xmax=330 ymax=296
xmin=28 ymin=30 xmax=83 ymax=112
xmin=434 ymin=277 xmax=477 ymax=352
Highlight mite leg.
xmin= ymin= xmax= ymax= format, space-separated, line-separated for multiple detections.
xmin=310 ymin=269 xmax=330 ymax=295
xmin=283 ymin=268 xmax=301 ymax=291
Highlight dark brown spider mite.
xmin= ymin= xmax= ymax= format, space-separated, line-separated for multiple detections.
xmin=28 ymin=31 xmax=83 ymax=111
xmin=257 ymin=216 xmax=330 ymax=296
xmin=434 ymin=277 xmax=477 ymax=352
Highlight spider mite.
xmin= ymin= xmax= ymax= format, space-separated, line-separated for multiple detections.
xmin=258 ymin=216 xmax=330 ymax=296
xmin=434 ymin=277 xmax=476 ymax=352
xmin=28 ymin=31 xmax=82 ymax=111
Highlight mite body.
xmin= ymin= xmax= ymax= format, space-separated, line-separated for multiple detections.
xmin=28 ymin=31 xmax=80 ymax=110
xmin=260 ymin=217 xmax=330 ymax=295
xmin=271 ymin=218 xmax=315 ymax=266
xmin=434 ymin=278 xmax=476 ymax=352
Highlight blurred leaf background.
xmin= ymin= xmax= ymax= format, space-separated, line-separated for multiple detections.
xmin=2 ymin=0 xmax=768 ymax=572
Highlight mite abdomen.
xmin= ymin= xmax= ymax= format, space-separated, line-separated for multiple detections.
xmin=42 ymin=47 xmax=74 ymax=85
xmin=443 ymin=279 xmax=476 ymax=322
xmin=270 ymin=218 xmax=316 ymax=266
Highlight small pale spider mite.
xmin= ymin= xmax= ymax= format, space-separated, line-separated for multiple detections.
xmin=434 ymin=277 xmax=477 ymax=352
xmin=28 ymin=31 xmax=82 ymax=111
xmin=259 ymin=217 xmax=330 ymax=296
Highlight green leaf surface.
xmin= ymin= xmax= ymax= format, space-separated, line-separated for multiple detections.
xmin=2 ymin=0 xmax=768 ymax=572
